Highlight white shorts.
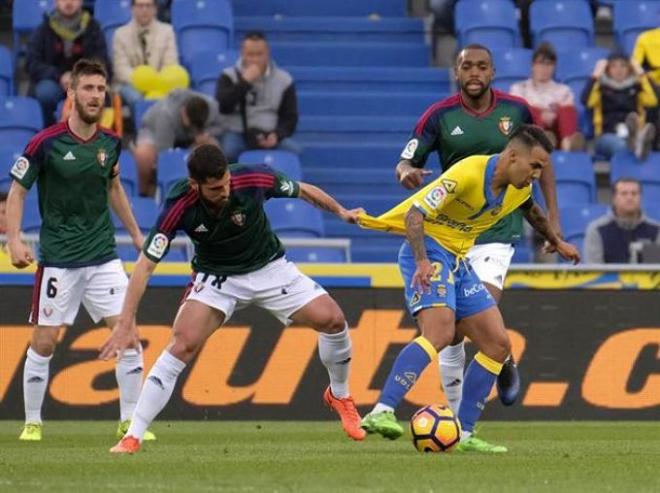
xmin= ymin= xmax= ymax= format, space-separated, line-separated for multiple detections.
xmin=466 ymin=243 xmax=515 ymax=291
xmin=30 ymin=259 xmax=129 ymax=326
xmin=185 ymin=257 xmax=327 ymax=325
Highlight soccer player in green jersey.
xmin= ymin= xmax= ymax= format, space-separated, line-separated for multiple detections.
xmin=6 ymin=59 xmax=151 ymax=442
xmin=395 ymin=45 xmax=562 ymax=436
xmin=101 ymin=144 xmax=367 ymax=454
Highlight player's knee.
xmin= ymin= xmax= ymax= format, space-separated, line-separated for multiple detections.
xmin=31 ymin=330 xmax=58 ymax=357
xmin=423 ymin=329 xmax=455 ymax=352
xmin=315 ymin=310 xmax=346 ymax=334
xmin=486 ymin=332 xmax=511 ymax=363
xmin=170 ymin=333 xmax=202 ymax=362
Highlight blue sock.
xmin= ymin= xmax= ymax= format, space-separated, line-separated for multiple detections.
xmin=458 ymin=352 xmax=503 ymax=433
xmin=378 ymin=336 xmax=436 ymax=409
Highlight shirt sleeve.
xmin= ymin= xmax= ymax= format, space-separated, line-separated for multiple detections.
xmin=142 ymin=191 xmax=190 ymax=262
xmin=264 ymin=166 xmax=300 ymax=199
xmin=9 ymin=138 xmax=44 ymax=190
xmin=410 ymin=165 xmax=466 ymax=218
xmin=400 ymin=106 xmax=442 ymax=168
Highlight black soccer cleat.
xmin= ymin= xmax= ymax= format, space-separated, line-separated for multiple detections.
xmin=496 ymin=357 xmax=520 ymax=406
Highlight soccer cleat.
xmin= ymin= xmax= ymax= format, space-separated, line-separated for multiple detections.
xmin=19 ymin=423 xmax=42 ymax=441
xmin=323 ymin=387 xmax=366 ymax=441
xmin=360 ymin=411 xmax=404 ymax=440
xmin=456 ymin=435 xmax=508 ymax=453
xmin=496 ymin=357 xmax=520 ymax=406
xmin=110 ymin=435 xmax=141 ymax=454
xmin=116 ymin=420 xmax=156 ymax=441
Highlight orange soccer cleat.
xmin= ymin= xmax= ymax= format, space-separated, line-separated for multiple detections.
xmin=323 ymin=386 xmax=366 ymax=441
xmin=110 ymin=435 xmax=141 ymax=454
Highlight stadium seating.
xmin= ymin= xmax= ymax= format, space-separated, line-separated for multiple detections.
xmin=0 ymin=45 xmax=13 ymax=96
xmin=114 ymin=197 xmax=159 ymax=232
xmin=133 ymin=99 xmax=156 ymax=128
xmin=559 ymin=203 xmax=609 ymax=256
xmin=22 ymin=195 xmax=42 ymax=232
xmin=265 ymin=199 xmax=324 ymax=238
xmin=171 ymin=0 xmax=234 ymax=65
xmin=0 ymin=97 xmax=44 ymax=145
xmin=190 ymin=50 xmax=239 ymax=96
xmin=284 ymin=247 xmax=347 ymax=263
xmin=234 ymin=16 xmax=425 ymax=44
xmin=530 ymin=1 xmax=595 ymax=49
xmin=297 ymin=92 xmax=443 ymax=117
xmin=157 ymin=148 xmax=189 ymax=198
xmin=12 ymin=0 xmax=54 ymax=61
xmin=610 ymin=152 xmax=660 ymax=202
xmin=613 ymin=1 xmax=660 ymax=55
xmin=491 ymin=48 xmax=533 ymax=91
xmin=555 ymin=47 xmax=609 ymax=85
xmin=237 ymin=150 xmax=302 ymax=181
xmin=94 ymin=0 xmax=132 ymax=51
xmin=118 ymin=152 xmax=139 ymax=197
xmin=0 ymin=147 xmax=22 ymax=189
xmin=288 ymin=67 xmax=452 ymax=94
xmin=552 ymin=151 xmax=597 ymax=204
xmin=304 ymin=167 xmax=409 ymax=197
xmin=299 ymin=143 xmax=441 ymax=171
xmin=295 ymin=116 xmax=414 ymax=145
xmin=454 ymin=0 xmax=520 ymax=49
xmin=230 ymin=0 xmax=406 ymax=17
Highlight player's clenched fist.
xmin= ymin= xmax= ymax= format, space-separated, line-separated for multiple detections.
xmin=8 ymin=239 xmax=34 ymax=268
xmin=397 ymin=162 xmax=432 ymax=190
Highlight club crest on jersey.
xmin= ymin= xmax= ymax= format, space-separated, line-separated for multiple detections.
xmin=498 ymin=117 xmax=513 ymax=136
xmin=97 ymin=147 xmax=107 ymax=167
xmin=231 ymin=211 xmax=246 ymax=226
xmin=10 ymin=156 xmax=29 ymax=179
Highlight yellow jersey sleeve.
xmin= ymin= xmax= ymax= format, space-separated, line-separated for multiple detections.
xmin=411 ymin=164 xmax=471 ymax=218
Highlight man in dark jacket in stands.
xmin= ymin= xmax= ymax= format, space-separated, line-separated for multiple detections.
xmin=26 ymin=0 xmax=111 ymax=126
xmin=215 ymin=31 xmax=300 ymax=162
xmin=584 ymin=178 xmax=660 ymax=263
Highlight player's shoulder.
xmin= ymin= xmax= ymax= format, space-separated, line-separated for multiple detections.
xmin=164 ymin=178 xmax=194 ymax=202
xmin=451 ymin=154 xmax=492 ymax=174
xmin=99 ymin=126 xmax=121 ymax=144
xmin=422 ymin=93 xmax=463 ymax=117
xmin=494 ymin=89 xmax=532 ymax=111
xmin=24 ymin=122 xmax=68 ymax=156
xmin=230 ymin=163 xmax=279 ymax=190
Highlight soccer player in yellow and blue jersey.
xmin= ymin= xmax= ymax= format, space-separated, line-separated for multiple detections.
xmin=359 ymin=125 xmax=580 ymax=452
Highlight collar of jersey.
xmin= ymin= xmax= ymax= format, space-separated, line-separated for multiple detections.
xmin=483 ymin=154 xmax=505 ymax=208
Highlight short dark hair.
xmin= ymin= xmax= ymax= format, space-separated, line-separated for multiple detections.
xmin=0 ymin=191 xmax=7 ymax=203
xmin=243 ymin=31 xmax=267 ymax=43
xmin=533 ymin=42 xmax=557 ymax=63
xmin=187 ymin=144 xmax=228 ymax=183
xmin=71 ymin=59 xmax=107 ymax=87
xmin=456 ymin=44 xmax=492 ymax=65
xmin=612 ymin=177 xmax=642 ymax=195
xmin=131 ymin=0 xmax=156 ymax=5
xmin=184 ymin=96 xmax=210 ymax=133
xmin=508 ymin=124 xmax=554 ymax=154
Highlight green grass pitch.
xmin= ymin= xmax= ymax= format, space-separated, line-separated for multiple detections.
xmin=1 ymin=421 xmax=659 ymax=492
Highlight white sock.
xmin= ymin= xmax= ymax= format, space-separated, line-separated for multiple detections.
xmin=439 ymin=341 xmax=466 ymax=415
xmin=371 ymin=402 xmax=395 ymax=415
xmin=23 ymin=347 xmax=52 ymax=424
xmin=126 ymin=351 xmax=186 ymax=441
xmin=318 ymin=323 xmax=352 ymax=398
xmin=115 ymin=347 xmax=144 ymax=422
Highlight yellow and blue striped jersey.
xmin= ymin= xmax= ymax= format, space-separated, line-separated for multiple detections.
xmin=358 ymin=155 xmax=531 ymax=257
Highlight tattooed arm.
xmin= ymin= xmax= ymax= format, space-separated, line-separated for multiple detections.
xmin=405 ymin=206 xmax=435 ymax=292
xmin=522 ymin=199 xmax=581 ymax=264
xmin=298 ymin=182 xmax=364 ymax=223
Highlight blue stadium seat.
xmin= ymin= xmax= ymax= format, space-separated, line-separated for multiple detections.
xmin=491 ymin=48 xmax=533 ymax=91
xmin=289 ymin=67 xmax=452 ymax=93
xmin=304 ymin=167 xmax=409 ymax=197
xmin=157 ymin=148 xmax=189 ymax=198
xmin=12 ymin=0 xmax=54 ymax=61
xmin=0 ymin=45 xmax=13 ymax=95
xmin=94 ymin=0 xmax=132 ymax=50
xmin=22 ymin=195 xmax=42 ymax=232
xmin=610 ymin=151 xmax=660 ymax=185
xmin=613 ymin=1 xmax=660 ymax=55
xmin=234 ymin=16 xmax=424 ymax=44
xmin=190 ymin=50 xmax=239 ymax=96
xmin=553 ymin=151 xmax=597 ymax=204
xmin=642 ymin=200 xmax=660 ymax=222
xmin=559 ymin=203 xmax=609 ymax=256
xmin=511 ymin=242 xmax=534 ymax=264
xmin=171 ymin=0 xmax=234 ymax=65
xmin=0 ymin=147 xmax=22 ymax=189
xmin=0 ymin=97 xmax=44 ymax=144
xmin=230 ymin=0 xmax=406 ymax=17
xmin=237 ymin=150 xmax=302 ymax=181
xmin=270 ymin=42 xmax=429 ymax=68
xmin=296 ymin=116 xmax=415 ymax=145
xmin=455 ymin=0 xmax=520 ymax=49
xmin=118 ymin=152 xmax=139 ymax=197
xmin=351 ymin=236 xmax=403 ymax=263
xmin=265 ymin=199 xmax=324 ymax=238
xmin=113 ymin=197 xmax=159 ymax=232
xmin=297 ymin=92 xmax=443 ymax=118
xmin=530 ymin=1 xmax=595 ymax=49
xmin=300 ymin=143 xmax=441 ymax=170
xmin=285 ymin=247 xmax=347 ymax=263
xmin=555 ymin=47 xmax=609 ymax=84
xmin=133 ymin=99 xmax=156 ymax=127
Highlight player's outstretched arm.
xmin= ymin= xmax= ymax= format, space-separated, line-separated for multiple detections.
xmin=5 ymin=181 xmax=34 ymax=269
xmin=109 ymin=174 xmax=144 ymax=251
xmin=99 ymin=253 xmax=158 ymax=360
xmin=298 ymin=182 xmax=364 ymax=223
xmin=523 ymin=201 xmax=580 ymax=264
xmin=405 ymin=206 xmax=434 ymax=292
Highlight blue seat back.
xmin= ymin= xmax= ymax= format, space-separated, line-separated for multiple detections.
xmin=172 ymin=0 xmax=234 ymax=64
xmin=455 ymin=0 xmax=519 ymax=48
xmin=265 ymin=199 xmax=324 ymax=238
xmin=0 ymin=97 xmax=44 ymax=143
xmin=157 ymin=148 xmax=189 ymax=197
xmin=190 ymin=50 xmax=239 ymax=96
xmin=553 ymin=151 xmax=596 ymax=204
xmin=530 ymin=0 xmax=595 ymax=49
xmin=285 ymin=247 xmax=347 ymax=263
xmin=0 ymin=45 xmax=13 ymax=95
xmin=237 ymin=150 xmax=302 ymax=181
xmin=559 ymin=204 xmax=609 ymax=253
xmin=613 ymin=1 xmax=660 ymax=54
xmin=230 ymin=0 xmax=405 ymax=17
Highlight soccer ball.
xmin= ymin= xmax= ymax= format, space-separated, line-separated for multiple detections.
xmin=410 ymin=404 xmax=461 ymax=453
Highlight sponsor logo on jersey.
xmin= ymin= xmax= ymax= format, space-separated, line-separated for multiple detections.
xmin=63 ymin=151 xmax=76 ymax=160
xmin=455 ymin=197 xmax=474 ymax=210
xmin=463 ymin=283 xmax=486 ymax=297
xmin=450 ymin=126 xmax=464 ymax=136
xmin=194 ymin=224 xmax=208 ymax=233
xmin=401 ymin=138 xmax=419 ymax=159
xmin=280 ymin=181 xmax=295 ymax=196
xmin=441 ymin=179 xmax=457 ymax=193
xmin=10 ymin=156 xmax=29 ymax=179
xmin=231 ymin=211 xmax=246 ymax=226
xmin=146 ymin=233 xmax=169 ymax=259
xmin=498 ymin=116 xmax=513 ymax=135
xmin=423 ymin=186 xmax=447 ymax=209
xmin=426 ymin=213 xmax=474 ymax=232
xmin=97 ymin=148 xmax=107 ymax=167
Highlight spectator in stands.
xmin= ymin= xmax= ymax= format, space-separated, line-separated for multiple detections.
xmin=133 ymin=89 xmax=223 ymax=196
xmin=633 ymin=28 xmax=660 ymax=151
xmin=26 ymin=0 xmax=110 ymax=126
xmin=510 ymin=43 xmax=585 ymax=151
xmin=582 ymin=52 xmax=658 ymax=161
xmin=112 ymin=0 xmax=180 ymax=107
xmin=584 ymin=178 xmax=659 ymax=263
xmin=216 ymin=31 xmax=300 ymax=162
